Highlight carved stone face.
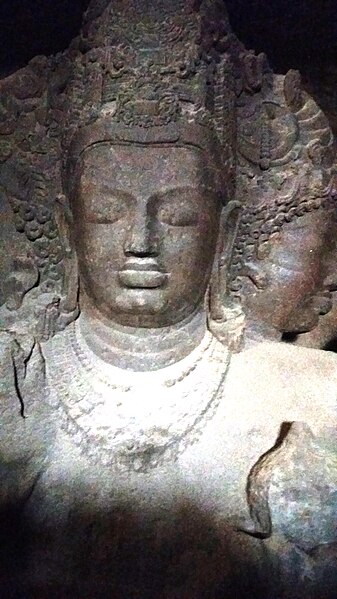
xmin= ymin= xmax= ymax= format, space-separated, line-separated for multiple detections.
xmin=71 ymin=143 xmax=222 ymax=327
xmin=240 ymin=209 xmax=337 ymax=336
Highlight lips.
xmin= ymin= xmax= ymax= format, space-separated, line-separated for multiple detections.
xmin=319 ymin=298 xmax=333 ymax=315
xmin=313 ymin=292 xmax=333 ymax=316
xmin=118 ymin=258 xmax=168 ymax=289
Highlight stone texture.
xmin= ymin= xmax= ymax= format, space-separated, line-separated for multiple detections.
xmin=0 ymin=1 xmax=336 ymax=597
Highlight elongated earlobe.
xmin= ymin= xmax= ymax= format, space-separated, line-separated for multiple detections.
xmin=208 ymin=200 xmax=245 ymax=350
xmin=55 ymin=194 xmax=79 ymax=315
xmin=209 ymin=200 xmax=242 ymax=322
xmin=55 ymin=194 xmax=73 ymax=256
xmin=37 ymin=195 xmax=80 ymax=341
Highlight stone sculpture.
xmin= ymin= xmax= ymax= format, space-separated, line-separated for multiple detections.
xmin=230 ymin=71 xmax=337 ymax=345
xmin=0 ymin=1 xmax=336 ymax=597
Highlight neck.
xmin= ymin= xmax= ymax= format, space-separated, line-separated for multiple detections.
xmin=244 ymin=318 xmax=282 ymax=348
xmin=78 ymin=304 xmax=208 ymax=371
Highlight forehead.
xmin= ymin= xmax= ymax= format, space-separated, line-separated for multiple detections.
xmin=80 ymin=143 xmax=207 ymax=195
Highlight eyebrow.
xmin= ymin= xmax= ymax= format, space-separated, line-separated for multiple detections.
xmin=154 ymin=186 xmax=206 ymax=201
xmin=83 ymin=184 xmax=211 ymax=202
xmin=82 ymin=185 xmax=135 ymax=204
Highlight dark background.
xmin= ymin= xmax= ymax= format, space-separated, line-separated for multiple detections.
xmin=0 ymin=0 xmax=337 ymax=74
xmin=1 ymin=1 xmax=337 ymax=129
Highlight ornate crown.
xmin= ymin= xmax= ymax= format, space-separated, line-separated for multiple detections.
xmin=56 ymin=0 xmax=241 ymax=166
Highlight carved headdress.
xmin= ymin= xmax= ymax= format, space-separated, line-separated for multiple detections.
xmin=63 ymin=0 xmax=234 ymax=142
xmin=54 ymin=0 xmax=244 ymax=198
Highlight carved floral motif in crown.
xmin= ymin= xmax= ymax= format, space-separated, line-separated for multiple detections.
xmin=61 ymin=0 xmax=235 ymax=138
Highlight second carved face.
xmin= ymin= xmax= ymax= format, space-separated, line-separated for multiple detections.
xmin=237 ymin=207 xmax=337 ymax=340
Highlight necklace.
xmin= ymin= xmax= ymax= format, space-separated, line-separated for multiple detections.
xmin=43 ymin=319 xmax=230 ymax=472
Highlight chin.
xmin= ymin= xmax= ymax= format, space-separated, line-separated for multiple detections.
xmin=114 ymin=288 xmax=167 ymax=315
xmin=284 ymin=312 xmax=320 ymax=334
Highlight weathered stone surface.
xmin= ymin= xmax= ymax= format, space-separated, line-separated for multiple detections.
xmin=0 ymin=1 xmax=336 ymax=597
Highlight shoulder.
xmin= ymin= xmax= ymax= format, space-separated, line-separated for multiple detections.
xmin=231 ymin=341 xmax=337 ymax=376
xmin=224 ymin=342 xmax=337 ymax=433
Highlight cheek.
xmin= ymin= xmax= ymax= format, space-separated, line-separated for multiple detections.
xmin=75 ymin=224 xmax=125 ymax=275
xmin=277 ymin=254 xmax=323 ymax=296
xmin=162 ymin=220 xmax=217 ymax=281
xmin=277 ymin=270 xmax=315 ymax=308
xmin=268 ymin=262 xmax=319 ymax=298
xmin=267 ymin=229 xmax=325 ymax=289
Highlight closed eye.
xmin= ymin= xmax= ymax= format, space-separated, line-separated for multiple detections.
xmin=85 ymin=198 xmax=128 ymax=224
xmin=157 ymin=205 xmax=199 ymax=227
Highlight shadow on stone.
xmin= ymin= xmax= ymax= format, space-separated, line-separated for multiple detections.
xmin=0 ymin=492 xmax=272 ymax=599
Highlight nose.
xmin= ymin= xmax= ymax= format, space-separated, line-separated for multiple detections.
xmin=124 ymin=206 xmax=157 ymax=257
xmin=324 ymin=274 xmax=337 ymax=292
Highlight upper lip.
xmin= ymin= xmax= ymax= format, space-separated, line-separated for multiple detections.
xmin=121 ymin=258 xmax=161 ymax=272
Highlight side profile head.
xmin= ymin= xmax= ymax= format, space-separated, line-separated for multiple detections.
xmin=229 ymin=178 xmax=337 ymax=341
xmin=229 ymin=71 xmax=337 ymax=344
